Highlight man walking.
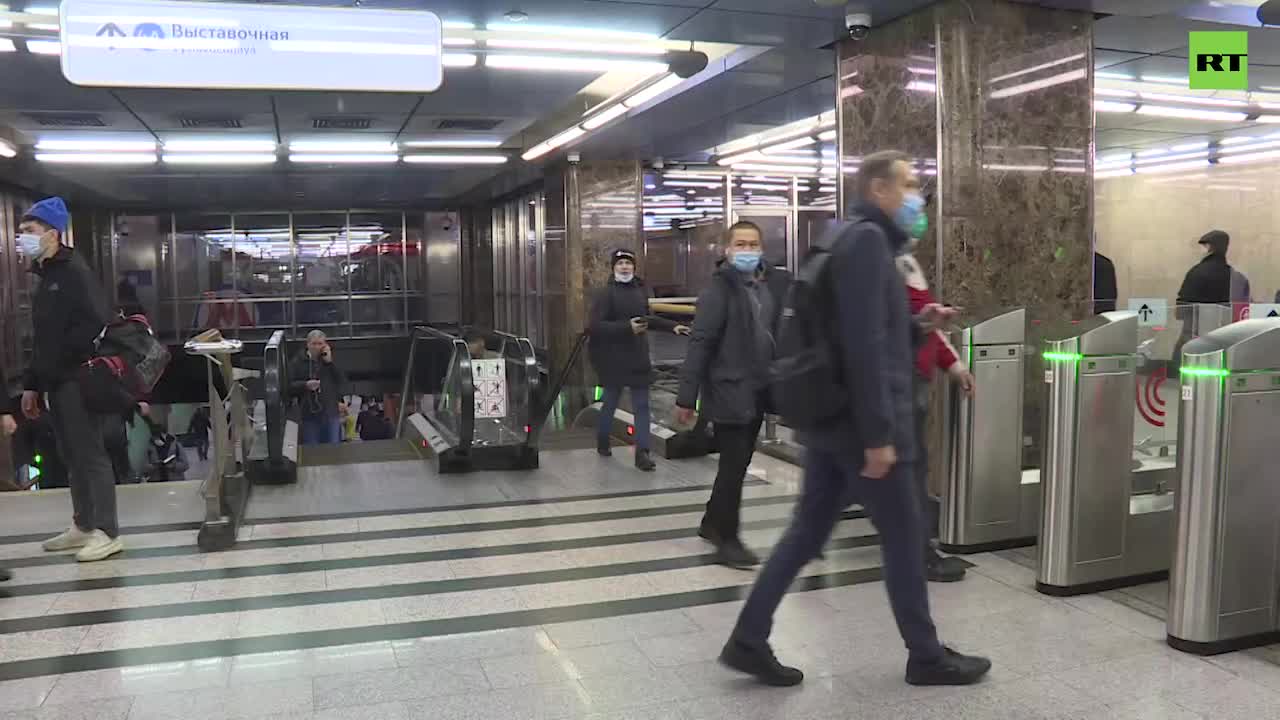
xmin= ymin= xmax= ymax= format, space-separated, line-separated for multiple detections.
xmin=718 ymin=152 xmax=990 ymax=687
xmin=18 ymin=197 xmax=125 ymax=562
xmin=674 ymin=222 xmax=789 ymax=569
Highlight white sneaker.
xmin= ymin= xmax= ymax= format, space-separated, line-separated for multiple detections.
xmin=74 ymin=530 xmax=124 ymax=563
xmin=42 ymin=527 xmax=94 ymax=552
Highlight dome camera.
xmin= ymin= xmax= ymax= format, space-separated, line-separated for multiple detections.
xmin=845 ymin=11 xmax=871 ymax=40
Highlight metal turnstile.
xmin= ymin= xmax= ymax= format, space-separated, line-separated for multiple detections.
xmin=1167 ymin=318 xmax=1280 ymax=655
xmin=1037 ymin=311 xmax=1177 ymax=596
xmin=939 ymin=309 xmax=1036 ymax=553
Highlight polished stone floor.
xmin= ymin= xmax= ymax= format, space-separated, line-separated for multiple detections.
xmin=0 ymin=450 xmax=1276 ymax=720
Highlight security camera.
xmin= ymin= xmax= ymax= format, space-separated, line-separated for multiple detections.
xmin=567 ymin=152 xmax=581 ymax=164
xmin=845 ymin=11 xmax=871 ymax=40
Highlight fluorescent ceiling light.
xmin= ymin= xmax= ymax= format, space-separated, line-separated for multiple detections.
xmin=442 ymin=20 xmax=475 ymax=30
xmin=402 ymin=154 xmax=508 ymax=164
xmin=1141 ymin=75 xmax=1189 ymax=85
xmin=989 ymin=52 xmax=1086 ymax=84
xmin=1136 ymin=105 xmax=1247 ymax=122
xmin=0 ymin=139 xmax=15 ymax=158
xmin=403 ymin=139 xmax=503 ymax=148
xmin=1095 ymin=100 xmax=1136 ymax=113
xmin=36 ymin=138 xmax=156 ymax=151
xmin=547 ymin=126 xmax=585 ymax=148
xmin=1097 ymin=71 xmax=1133 ymax=80
xmin=484 ymin=54 xmax=667 ymax=73
xmin=1136 ymin=148 xmax=1169 ymax=157
xmin=443 ymin=37 xmax=476 ymax=46
xmin=818 ymin=129 xmax=837 ymax=141
xmin=1219 ymin=135 xmax=1263 ymax=145
xmin=908 ymin=66 xmax=936 ymax=75
xmin=1138 ymin=91 xmax=1248 ymax=108
xmin=740 ymin=183 xmax=791 ymax=191
xmin=906 ymin=81 xmax=937 ymax=93
xmin=1095 ymin=168 xmax=1135 ymax=178
xmin=731 ymin=162 xmax=818 ymax=174
xmin=162 ymin=153 xmax=277 ymax=165
xmin=485 ymin=38 xmax=666 ymax=55
xmin=289 ymin=140 xmax=396 ymax=152
xmin=582 ymin=103 xmax=628 ymax=130
xmin=26 ymin=40 xmax=60 ymax=55
xmin=1252 ymin=115 xmax=1280 ymax=124
xmin=443 ymin=53 xmax=478 ymax=67
xmin=288 ymin=154 xmax=400 ymax=163
xmin=162 ymin=139 xmax=276 ymax=152
xmin=1134 ymin=159 xmax=1209 ymax=174
xmin=484 ymin=22 xmax=658 ymax=40
xmin=23 ymin=5 xmax=56 ymax=29
xmin=1218 ymin=138 xmax=1280 ymax=154
xmin=762 ymin=137 xmax=816 ymax=154
xmin=623 ymin=74 xmax=683 ymax=108
xmin=0 ymin=39 xmax=14 ymax=53
xmin=664 ymin=180 xmax=722 ymax=188
xmin=1171 ymin=141 xmax=1209 ymax=152
xmin=1134 ymin=150 xmax=1208 ymax=166
xmin=1218 ymin=149 xmax=1280 ymax=165
xmin=1094 ymin=88 xmax=1136 ymax=98
xmin=662 ymin=172 xmax=723 ymax=180
xmin=35 ymin=152 xmax=155 ymax=164
xmin=984 ymin=164 xmax=1049 ymax=172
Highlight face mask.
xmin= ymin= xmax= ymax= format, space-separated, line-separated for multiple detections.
xmin=614 ymin=271 xmax=634 ymax=283
xmin=730 ymin=251 xmax=761 ymax=273
xmin=894 ymin=192 xmax=925 ymax=235
xmin=16 ymin=233 xmax=44 ymax=257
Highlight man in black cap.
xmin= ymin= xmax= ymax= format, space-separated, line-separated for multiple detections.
xmin=588 ymin=249 xmax=688 ymax=471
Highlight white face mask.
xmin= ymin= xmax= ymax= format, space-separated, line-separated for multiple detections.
xmin=614 ymin=271 xmax=634 ymax=283
xmin=16 ymin=233 xmax=44 ymax=257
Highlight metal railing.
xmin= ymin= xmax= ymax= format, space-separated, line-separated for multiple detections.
xmin=184 ymin=335 xmax=250 ymax=551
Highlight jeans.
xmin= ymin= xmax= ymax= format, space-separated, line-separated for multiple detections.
xmin=701 ymin=415 xmax=763 ymax=541
xmin=597 ymin=386 xmax=651 ymax=451
xmin=48 ymin=381 xmax=121 ymax=538
xmin=300 ymin=415 xmax=342 ymax=446
xmin=914 ymin=378 xmax=941 ymax=545
xmin=732 ymin=447 xmax=944 ymax=663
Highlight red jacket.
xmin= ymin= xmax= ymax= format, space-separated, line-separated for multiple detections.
xmin=907 ymin=286 xmax=959 ymax=380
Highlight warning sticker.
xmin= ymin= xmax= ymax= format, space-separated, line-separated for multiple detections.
xmin=472 ymin=358 xmax=508 ymax=419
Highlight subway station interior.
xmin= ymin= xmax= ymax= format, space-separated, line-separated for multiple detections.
xmin=3 ymin=0 xmax=1280 ymax=717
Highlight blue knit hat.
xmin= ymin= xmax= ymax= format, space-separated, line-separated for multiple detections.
xmin=23 ymin=197 xmax=69 ymax=234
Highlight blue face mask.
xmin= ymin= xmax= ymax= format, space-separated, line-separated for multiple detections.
xmin=730 ymin=251 xmax=761 ymax=273
xmin=894 ymin=192 xmax=925 ymax=235
xmin=16 ymin=233 xmax=44 ymax=257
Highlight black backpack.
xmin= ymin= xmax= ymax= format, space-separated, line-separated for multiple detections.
xmin=769 ymin=219 xmax=859 ymax=430
xmin=78 ymin=313 xmax=171 ymax=415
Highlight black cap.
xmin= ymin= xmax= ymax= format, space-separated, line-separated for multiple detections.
xmin=611 ymin=249 xmax=637 ymax=268
xmin=1198 ymin=230 xmax=1229 ymax=254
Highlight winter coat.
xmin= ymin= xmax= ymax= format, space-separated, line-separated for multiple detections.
xmin=587 ymin=277 xmax=676 ymax=387
xmin=24 ymin=247 xmax=109 ymax=393
xmin=1177 ymin=253 xmax=1231 ymax=307
xmin=289 ymin=352 xmax=348 ymax=419
xmin=676 ymin=261 xmax=790 ymax=425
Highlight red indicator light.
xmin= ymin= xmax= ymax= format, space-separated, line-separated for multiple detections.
xmin=626 ymin=425 xmax=635 ymax=436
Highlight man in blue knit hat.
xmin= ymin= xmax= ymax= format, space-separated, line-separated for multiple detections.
xmin=16 ymin=197 xmax=124 ymax=562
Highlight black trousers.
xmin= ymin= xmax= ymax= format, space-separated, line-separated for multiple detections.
xmin=701 ymin=414 xmax=763 ymax=541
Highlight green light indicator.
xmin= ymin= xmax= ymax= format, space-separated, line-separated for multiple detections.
xmin=1180 ymin=367 xmax=1230 ymax=378
xmin=33 ymin=454 xmax=42 ymax=464
xmin=1042 ymin=352 xmax=1083 ymax=363
xmin=593 ymin=386 xmax=603 ymax=402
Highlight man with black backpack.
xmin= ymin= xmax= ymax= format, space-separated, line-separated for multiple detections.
xmin=16 ymin=197 xmax=125 ymax=562
xmin=718 ymin=152 xmax=991 ymax=688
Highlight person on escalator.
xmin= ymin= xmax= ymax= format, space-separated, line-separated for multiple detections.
xmin=289 ymin=330 xmax=348 ymax=446
xmin=589 ymin=249 xmax=690 ymax=472
xmin=673 ymin=222 xmax=790 ymax=570
xmin=188 ymin=406 xmax=211 ymax=461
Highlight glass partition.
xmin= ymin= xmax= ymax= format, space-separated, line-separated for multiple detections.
xmin=293 ymin=212 xmax=350 ymax=337
xmin=349 ymin=212 xmax=407 ymax=337
xmin=234 ymin=213 xmax=292 ymax=341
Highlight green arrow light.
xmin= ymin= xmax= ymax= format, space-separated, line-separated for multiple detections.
xmin=1180 ymin=367 xmax=1230 ymax=378
xmin=1042 ymin=352 xmax=1083 ymax=363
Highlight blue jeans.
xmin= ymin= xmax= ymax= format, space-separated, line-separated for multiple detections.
xmin=301 ymin=415 xmax=341 ymax=446
xmin=598 ymin=385 xmax=650 ymax=451
xmin=732 ymin=448 xmax=944 ymax=663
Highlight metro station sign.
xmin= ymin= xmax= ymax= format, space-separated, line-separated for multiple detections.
xmin=58 ymin=0 xmax=444 ymax=93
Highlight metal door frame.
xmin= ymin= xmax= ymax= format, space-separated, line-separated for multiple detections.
xmin=731 ymin=208 xmax=797 ymax=274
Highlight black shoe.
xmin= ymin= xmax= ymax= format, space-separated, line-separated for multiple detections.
xmin=698 ymin=522 xmax=722 ymax=545
xmin=0 ymin=567 xmax=10 ymax=582
xmin=927 ymin=555 xmax=967 ymax=583
xmin=635 ymin=450 xmax=656 ymax=472
xmin=720 ymin=638 xmax=804 ymax=687
xmin=905 ymin=647 xmax=991 ymax=686
xmin=596 ymin=440 xmax=612 ymax=457
xmin=716 ymin=539 xmax=760 ymax=570
xmin=814 ymin=549 xmax=827 ymax=561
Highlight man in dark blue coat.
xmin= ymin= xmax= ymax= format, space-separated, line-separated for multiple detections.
xmin=718 ymin=151 xmax=991 ymax=688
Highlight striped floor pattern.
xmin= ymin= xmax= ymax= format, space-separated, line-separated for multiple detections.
xmin=0 ymin=451 xmax=1268 ymax=720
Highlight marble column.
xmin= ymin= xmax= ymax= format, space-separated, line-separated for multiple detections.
xmin=838 ymin=0 xmax=1094 ymax=472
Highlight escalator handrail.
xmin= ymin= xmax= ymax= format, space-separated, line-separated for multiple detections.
xmin=262 ymin=330 xmax=286 ymax=463
xmin=399 ymin=325 xmax=475 ymax=454
xmin=530 ymin=331 xmax=589 ymax=442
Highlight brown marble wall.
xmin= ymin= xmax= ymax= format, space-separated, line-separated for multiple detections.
xmin=838 ymin=0 xmax=1094 ymax=472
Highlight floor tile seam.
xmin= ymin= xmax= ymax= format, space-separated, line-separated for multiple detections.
xmin=0 ymin=494 xmax=807 ymax=568
xmin=0 ymin=531 xmax=884 ymax=636
xmin=0 ymin=511 xmax=868 ymax=597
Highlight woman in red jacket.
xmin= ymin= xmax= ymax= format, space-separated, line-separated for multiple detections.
xmin=896 ymin=246 xmax=974 ymax=582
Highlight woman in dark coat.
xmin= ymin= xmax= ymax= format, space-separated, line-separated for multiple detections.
xmin=588 ymin=249 xmax=688 ymax=471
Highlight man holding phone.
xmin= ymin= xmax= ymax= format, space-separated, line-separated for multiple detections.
xmin=289 ymin=330 xmax=348 ymax=446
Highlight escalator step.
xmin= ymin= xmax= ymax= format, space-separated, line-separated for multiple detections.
xmin=298 ymin=438 xmax=430 ymax=467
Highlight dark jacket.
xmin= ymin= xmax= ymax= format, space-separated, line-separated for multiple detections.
xmin=288 ymin=352 xmax=348 ymax=419
xmin=24 ymin=247 xmax=108 ymax=393
xmin=801 ymin=204 xmax=917 ymax=462
xmin=1094 ymin=252 xmax=1117 ymax=314
xmin=1 ymin=364 xmax=14 ymax=415
xmin=1177 ymin=252 xmax=1231 ymax=307
xmin=676 ymin=261 xmax=790 ymax=425
xmin=588 ymin=277 xmax=676 ymax=387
